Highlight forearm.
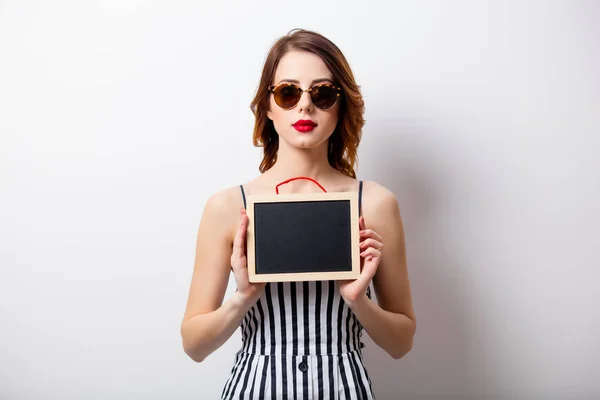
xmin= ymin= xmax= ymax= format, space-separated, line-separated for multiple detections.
xmin=348 ymin=294 xmax=416 ymax=359
xmin=181 ymin=292 xmax=255 ymax=362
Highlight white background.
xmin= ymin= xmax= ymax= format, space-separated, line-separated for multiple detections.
xmin=1 ymin=1 xmax=599 ymax=399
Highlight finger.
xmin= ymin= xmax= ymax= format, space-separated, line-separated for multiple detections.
xmin=359 ymin=216 xmax=366 ymax=231
xmin=354 ymin=256 xmax=379 ymax=289
xmin=360 ymin=238 xmax=383 ymax=250
xmin=359 ymin=228 xmax=382 ymax=241
xmin=360 ymin=247 xmax=381 ymax=259
xmin=359 ymin=228 xmax=383 ymax=243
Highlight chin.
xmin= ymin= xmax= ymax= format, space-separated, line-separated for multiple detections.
xmin=293 ymin=137 xmax=327 ymax=149
xmin=292 ymin=130 xmax=332 ymax=146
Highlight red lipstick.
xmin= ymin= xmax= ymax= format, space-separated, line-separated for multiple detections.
xmin=293 ymin=119 xmax=317 ymax=132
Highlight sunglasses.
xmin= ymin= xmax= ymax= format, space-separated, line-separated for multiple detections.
xmin=268 ymin=83 xmax=342 ymax=110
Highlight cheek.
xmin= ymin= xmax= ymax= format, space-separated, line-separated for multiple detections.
xmin=332 ymin=103 xmax=341 ymax=122
xmin=324 ymin=109 xmax=340 ymax=130
xmin=270 ymin=109 xmax=282 ymax=123
xmin=268 ymin=99 xmax=284 ymax=120
xmin=269 ymin=108 xmax=290 ymax=134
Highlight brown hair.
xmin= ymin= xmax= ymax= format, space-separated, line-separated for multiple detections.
xmin=250 ymin=29 xmax=365 ymax=178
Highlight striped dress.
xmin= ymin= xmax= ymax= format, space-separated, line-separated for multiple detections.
xmin=221 ymin=181 xmax=375 ymax=399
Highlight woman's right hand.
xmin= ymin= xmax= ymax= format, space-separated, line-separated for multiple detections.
xmin=231 ymin=207 xmax=266 ymax=302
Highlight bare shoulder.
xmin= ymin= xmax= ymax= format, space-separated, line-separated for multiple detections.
xmin=361 ymin=180 xmax=401 ymax=222
xmin=204 ymin=185 xmax=245 ymax=212
xmin=201 ymin=185 xmax=246 ymax=240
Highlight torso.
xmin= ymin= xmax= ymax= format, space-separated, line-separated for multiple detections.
xmin=219 ymin=174 xmax=378 ymax=399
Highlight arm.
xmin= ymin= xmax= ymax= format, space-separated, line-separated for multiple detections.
xmin=180 ymin=190 xmax=263 ymax=363
xmin=344 ymin=184 xmax=417 ymax=359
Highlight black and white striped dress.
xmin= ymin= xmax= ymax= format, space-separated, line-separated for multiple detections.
xmin=221 ymin=181 xmax=375 ymax=399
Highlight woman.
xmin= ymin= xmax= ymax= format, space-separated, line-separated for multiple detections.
xmin=181 ymin=29 xmax=416 ymax=399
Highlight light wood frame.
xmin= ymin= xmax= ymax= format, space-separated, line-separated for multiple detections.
xmin=247 ymin=191 xmax=361 ymax=283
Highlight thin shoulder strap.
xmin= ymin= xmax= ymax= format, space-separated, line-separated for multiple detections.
xmin=358 ymin=180 xmax=363 ymax=217
xmin=240 ymin=185 xmax=247 ymax=209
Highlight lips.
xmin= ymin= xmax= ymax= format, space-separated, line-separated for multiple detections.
xmin=293 ymin=119 xmax=317 ymax=132
xmin=294 ymin=119 xmax=317 ymax=127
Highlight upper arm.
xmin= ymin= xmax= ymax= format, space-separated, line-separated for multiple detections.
xmin=181 ymin=188 xmax=238 ymax=323
xmin=364 ymin=182 xmax=416 ymax=324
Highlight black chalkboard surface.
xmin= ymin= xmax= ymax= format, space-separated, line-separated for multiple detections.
xmin=246 ymin=191 xmax=361 ymax=282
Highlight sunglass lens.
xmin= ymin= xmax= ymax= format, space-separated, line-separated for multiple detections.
xmin=311 ymin=85 xmax=338 ymax=109
xmin=274 ymin=85 xmax=302 ymax=109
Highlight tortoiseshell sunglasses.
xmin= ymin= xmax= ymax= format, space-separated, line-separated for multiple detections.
xmin=268 ymin=83 xmax=342 ymax=110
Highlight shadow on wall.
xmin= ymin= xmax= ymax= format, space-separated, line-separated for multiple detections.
xmin=359 ymin=118 xmax=497 ymax=400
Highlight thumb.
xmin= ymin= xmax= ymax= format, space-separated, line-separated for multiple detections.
xmin=356 ymin=257 xmax=378 ymax=288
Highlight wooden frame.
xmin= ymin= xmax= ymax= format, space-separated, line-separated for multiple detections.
xmin=246 ymin=191 xmax=361 ymax=283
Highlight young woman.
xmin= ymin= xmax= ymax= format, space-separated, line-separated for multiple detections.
xmin=181 ymin=29 xmax=416 ymax=399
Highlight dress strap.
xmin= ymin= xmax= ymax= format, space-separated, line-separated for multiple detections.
xmin=240 ymin=185 xmax=247 ymax=209
xmin=358 ymin=180 xmax=363 ymax=217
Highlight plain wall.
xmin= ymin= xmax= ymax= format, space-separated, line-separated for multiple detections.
xmin=1 ymin=1 xmax=598 ymax=399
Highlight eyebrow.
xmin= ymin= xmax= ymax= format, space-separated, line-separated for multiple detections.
xmin=276 ymin=78 xmax=333 ymax=85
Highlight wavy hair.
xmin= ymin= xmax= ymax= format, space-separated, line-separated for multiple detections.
xmin=250 ymin=29 xmax=365 ymax=178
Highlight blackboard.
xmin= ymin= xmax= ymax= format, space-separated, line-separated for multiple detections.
xmin=246 ymin=191 xmax=361 ymax=282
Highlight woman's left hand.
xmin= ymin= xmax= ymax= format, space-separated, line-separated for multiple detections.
xmin=338 ymin=216 xmax=383 ymax=306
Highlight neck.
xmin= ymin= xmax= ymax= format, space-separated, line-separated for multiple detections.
xmin=265 ymin=140 xmax=337 ymax=191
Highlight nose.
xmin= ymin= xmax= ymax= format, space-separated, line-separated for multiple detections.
xmin=297 ymin=89 xmax=313 ymax=112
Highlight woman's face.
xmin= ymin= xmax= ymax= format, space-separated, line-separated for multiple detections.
xmin=267 ymin=50 xmax=340 ymax=151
